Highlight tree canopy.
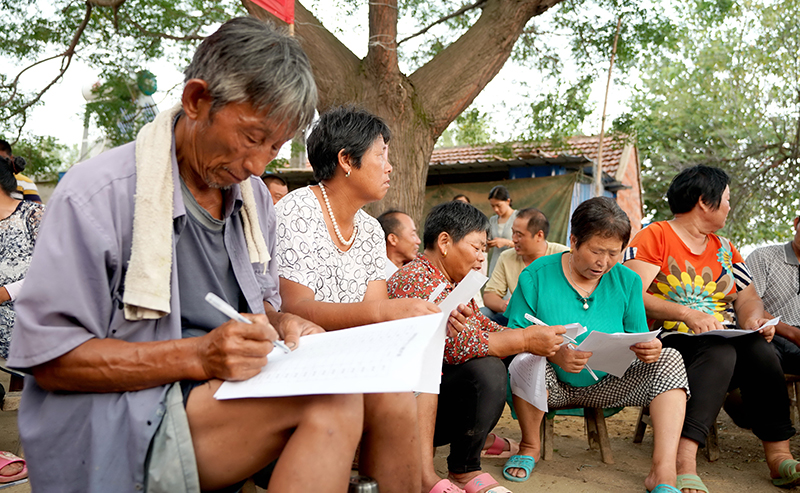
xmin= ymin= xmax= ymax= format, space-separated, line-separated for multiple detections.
xmin=2 ymin=0 xmax=689 ymax=220
xmin=616 ymin=0 xmax=800 ymax=245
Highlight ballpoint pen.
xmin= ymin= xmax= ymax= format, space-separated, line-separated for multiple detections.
xmin=205 ymin=292 xmax=292 ymax=354
xmin=525 ymin=313 xmax=598 ymax=381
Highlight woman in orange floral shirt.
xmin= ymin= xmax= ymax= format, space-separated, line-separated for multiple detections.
xmin=625 ymin=165 xmax=800 ymax=491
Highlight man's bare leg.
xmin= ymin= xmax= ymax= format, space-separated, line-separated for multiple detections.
xmin=187 ymin=380 xmax=363 ymax=492
xmin=360 ymin=392 xmax=422 ymax=493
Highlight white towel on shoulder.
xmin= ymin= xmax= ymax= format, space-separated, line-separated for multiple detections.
xmin=123 ymin=104 xmax=271 ymax=321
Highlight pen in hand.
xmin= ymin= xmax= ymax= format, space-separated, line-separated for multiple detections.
xmin=204 ymin=292 xmax=291 ymax=354
xmin=525 ymin=313 xmax=598 ymax=381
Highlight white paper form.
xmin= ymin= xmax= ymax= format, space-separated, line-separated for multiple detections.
xmin=415 ymin=270 xmax=489 ymax=394
xmin=509 ymin=352 xmax=548 ymax=411
xmin=575 ymin=330 xmax=661 ymax=377
xmin=214 ymin=312 xmax=445 ymax=400
xmin=690 ymin=316 xmax=780 ymax=338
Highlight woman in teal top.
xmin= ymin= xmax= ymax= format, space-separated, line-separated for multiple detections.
xmin=502 ymin=197 xmax=689 ymax=493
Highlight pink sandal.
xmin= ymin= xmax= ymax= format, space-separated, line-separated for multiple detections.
xmin=0 ymin=451 xmax=27 ymax=483
xmin=429 ymin=478 xmax=466 ymax=493
xmin=480 ymin=433 xmax=520 ymax=459
xmin=463 ymin=473 xmax=512 ymax=493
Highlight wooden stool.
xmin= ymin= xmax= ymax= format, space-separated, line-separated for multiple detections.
xmin=541 ymin=407 xmax=614 ymax=464
xmin=785 ymin=374 xmax=800 ymax=426
xmin=633 ymin=406 xmax=719 ymax=462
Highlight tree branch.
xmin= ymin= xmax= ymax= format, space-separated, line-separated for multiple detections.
xmin=410 ymin=0 xmax=563 ymax=136
xmin=397 ymin=0 xmax=488 ymax=45
xmin=122 ymin=15 xmax=206 ymax=41
xmin=245 ymin=1 xmax=363 ymax=109
xmin=0 ymin=0 xmax=93 ymax=112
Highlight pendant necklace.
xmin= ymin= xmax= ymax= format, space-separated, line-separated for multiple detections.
xmin=568 ymin=254 xmax=595 ymax=310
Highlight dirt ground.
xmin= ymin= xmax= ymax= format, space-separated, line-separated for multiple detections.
xmin=431 ymin=406 xmax=800 ymax=493
xmin=0 ymin=385 xmax=797 ymax=492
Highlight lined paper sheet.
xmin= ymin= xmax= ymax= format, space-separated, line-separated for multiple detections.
xmin=509 ymin=352 xmax=548 ymax=411
xmin=416 ymin=269 xmax=489 ymax=394
xmin=214 ymin=313 xmax=445 ymax=399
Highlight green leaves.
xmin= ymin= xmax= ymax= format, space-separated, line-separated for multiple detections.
xmin=619 ymin=0 xmax=800 ymax=244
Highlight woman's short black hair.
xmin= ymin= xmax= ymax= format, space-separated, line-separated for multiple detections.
xmin=0 ymin=157 xmax=17 ymax=196
xmin=306 ymin=106 xmax=391 ymax=182
xmin=423 ymin=201 xmax=490 ymax=250
xmin=488 ymin=185 xmax=511 ymax=203
xmin=666 ymin=165 xmax=730 ymax=214
xmin=570 ymin=197 xmax=631 ymax=248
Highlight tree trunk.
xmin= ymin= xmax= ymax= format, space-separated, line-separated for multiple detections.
xmin=245 ymin=0 xmax=564 ymax=225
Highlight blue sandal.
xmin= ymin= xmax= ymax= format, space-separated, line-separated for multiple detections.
xmin=502 ymin=454 xmax=535 ymax=482
xmin=646 ymin=485 xmax=681 ymax=493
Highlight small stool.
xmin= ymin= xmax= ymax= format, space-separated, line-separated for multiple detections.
xmin=785 ymin=374 xmax=800 ymax=426
xmin=633 ymin=406 xmax=719 ymax=462
xmin=541 ymin=407 xmax=614 ymax=464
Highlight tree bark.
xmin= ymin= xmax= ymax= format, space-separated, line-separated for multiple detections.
xmin=246 ymin=0 xmax=565 ymax=224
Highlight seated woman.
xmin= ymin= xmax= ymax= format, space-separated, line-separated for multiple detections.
xmin=275 ymin=106 xmax=442 ymax=493
xmin=505 ymin=197 xmax=688 ymax=493
xmin=388 ymin=200 xmax=566 ymax=493
xmin=624 ymin=165 xmax=800 ymax=492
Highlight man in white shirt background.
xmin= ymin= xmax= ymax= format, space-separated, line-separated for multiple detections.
xmin=482 ymin=207 xmax=569 ymax=325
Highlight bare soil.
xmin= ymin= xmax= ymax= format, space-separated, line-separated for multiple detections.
xmin=432 ymin=406 xmax=798 ymax=492
xmin=0 ymin=375 xmax=795 ymax=493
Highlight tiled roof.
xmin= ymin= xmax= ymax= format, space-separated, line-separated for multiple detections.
xmin=430 ymin=134 xmax=630 ymax=175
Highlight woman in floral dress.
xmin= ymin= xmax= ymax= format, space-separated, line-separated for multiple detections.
xmin=624 ymin=165 xmax=800 ymax=492
xmin=0 ymin=159 xmax=44 ymax=359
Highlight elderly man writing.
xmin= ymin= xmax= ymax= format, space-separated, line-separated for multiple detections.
xmin=7 ymin=18 xmax=361 ymax=493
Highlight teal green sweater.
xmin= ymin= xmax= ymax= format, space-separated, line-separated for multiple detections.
xmin=505 ymin=252 xmax=648 ymax=387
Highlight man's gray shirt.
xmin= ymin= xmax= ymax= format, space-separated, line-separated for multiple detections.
xmin=747 ymin=241 xmax=800 ymax=326
xmin=7 ymin=140 xmax=281 ymax=492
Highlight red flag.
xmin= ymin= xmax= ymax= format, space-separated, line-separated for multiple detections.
xmin=251 ymin=0 xmax=294 ymax=24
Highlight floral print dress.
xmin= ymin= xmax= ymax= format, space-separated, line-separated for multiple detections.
xmin=0 ymin=200 xmax=44 ymax=357
xmin=624 ymin=221 xmax=751 ymax=332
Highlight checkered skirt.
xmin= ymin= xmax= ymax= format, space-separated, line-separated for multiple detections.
xmin=546 ymin=347 xmax=689 ymax=409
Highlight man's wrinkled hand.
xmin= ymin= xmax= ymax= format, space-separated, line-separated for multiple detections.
xmin=197 ymin=314 xmax=276 ymax=381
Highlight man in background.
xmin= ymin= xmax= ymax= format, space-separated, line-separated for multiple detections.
xmin=0 ymin=140 xmax=41 ymax=203
xmin=377 ymin=210 xmax=421 ymax=279
xmin=262 ymin=174 xmax=288 ymax=205
xmin=747 ymin=215 xmax=800 ymax=374
xmin=482 ymin=207 xmax=568 ymax=324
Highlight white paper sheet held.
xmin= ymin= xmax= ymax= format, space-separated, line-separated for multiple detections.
xmin=690 ymin=316 xmax=780 ymax=338
xmin=415 ymin=270 xmax=489 ymax=394
xmin=509 ymin=353 xmax=548 ymax=411
xmin=214 ymin=313 xmax=445 ymax=400
xmin=575 ymin=330 xmax=661 ymax=377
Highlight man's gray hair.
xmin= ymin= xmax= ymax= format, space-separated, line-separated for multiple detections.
xmin=185 ymin=17 xmax=317 ymax=130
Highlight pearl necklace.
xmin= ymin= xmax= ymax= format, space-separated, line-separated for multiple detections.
xmin=568 ymin=254 xmax=597 ymax=310
xmin=318 ymin=181 xmax=357 ymax=247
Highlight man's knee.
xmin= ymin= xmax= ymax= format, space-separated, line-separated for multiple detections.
xmin=303 ymin=393 xmax=364 ymax=431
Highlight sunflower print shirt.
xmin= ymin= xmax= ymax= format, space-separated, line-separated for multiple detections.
xmin=624 ymin=222 xmax=752 ymax=332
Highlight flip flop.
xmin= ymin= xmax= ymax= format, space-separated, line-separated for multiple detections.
xmin=0 ymin=451 xmax=27 ymax=484
xmin=429 ymin=478 xmax=466 ymax=493
xmin=462 ymin=472 xmax=513 ymax=493
xmin=773 ymin=459 xmax=800 ymax=488
xmin=647 ymin=485 xmax=681 ymax=493
xmin=481 ymin=433 xmax=520 ymax=459
xmin=676 ymin=474 xmax=709 ymax=493
xmin=502 ymin=455 xmax=535 ymax=482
